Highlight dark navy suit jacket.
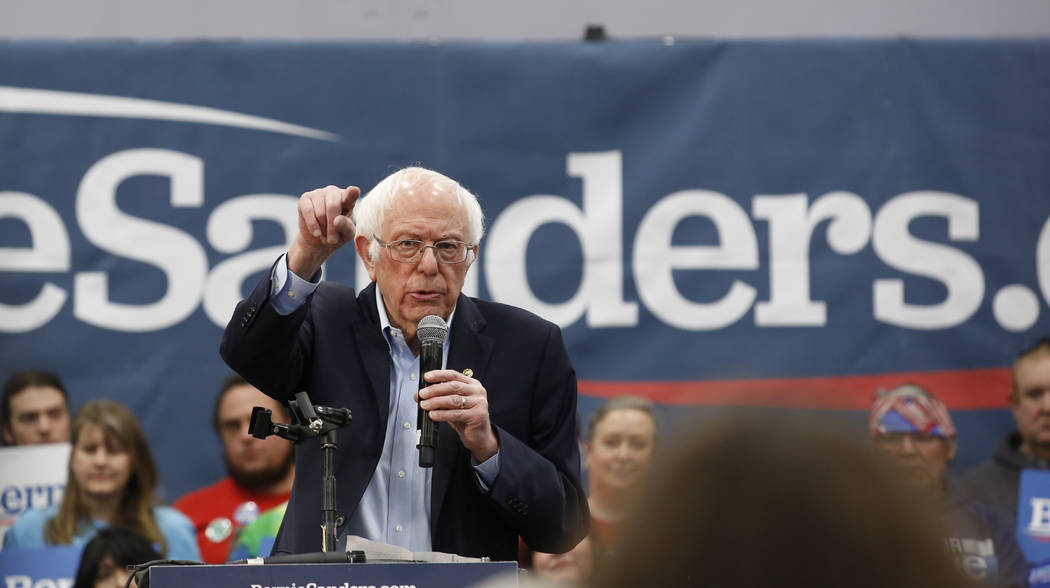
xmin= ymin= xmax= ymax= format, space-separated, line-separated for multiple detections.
xmin=220 ymin=274 xmax=588 ymax=561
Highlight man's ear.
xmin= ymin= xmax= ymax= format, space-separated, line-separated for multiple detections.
xmin=2 ymin=426 xmax=13 ymax=445
xmin=355 ymin=235 xmax=377 ymax=282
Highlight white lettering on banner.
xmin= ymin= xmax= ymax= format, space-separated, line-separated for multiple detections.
xmin=0 ymin=193 xmax=71 ymax=332
xmin=872 ymin=192 xmax=984 ymax=330
xmin=1032 ymin=563 xmax=1050 ymax=584
xmin=485 ymin=151 xmax=638 ymax=327
xmin=2 ymin=578 xmax=72 ymax=588
xmin=633 ymin=190 xmax=758 ymax=330
xmin=74 ymin=149 xmax=209 ymax=332
xmin=1028 ymin=498 xmax=1050 ymax=537
xmin=0 ymin=484 xmax=64 ymax=515
xmin=203 ymin=194 xmax=298 ymax=327
xmin=0 ymin=148 xmax=1044 ymax=333
xmin=752 ymin=192 xmax=872 ymax=326
xmin=3 ymin=576 xmax=30 ymax=588
xmin=247 ymin=584 xmax=382 ymax=588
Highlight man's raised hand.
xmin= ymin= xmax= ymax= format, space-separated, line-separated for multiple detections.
xmin=288 ymin=185 xmax=360 ymax=278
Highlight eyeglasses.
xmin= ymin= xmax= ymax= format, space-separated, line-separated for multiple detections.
xmin=873 ymin=433 xmax=947 ymax=448
xmin=374 ymin=237 xmax=473 ymax=264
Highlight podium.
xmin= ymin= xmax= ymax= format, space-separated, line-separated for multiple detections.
xmin=149 ymin=561 xmax=519 ymax=588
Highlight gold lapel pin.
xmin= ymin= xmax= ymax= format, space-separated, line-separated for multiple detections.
xmin=462 ymin=368 xmax=474 ymax=378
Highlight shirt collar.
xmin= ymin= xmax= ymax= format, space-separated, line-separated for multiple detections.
xmin=375 ymin=288 xmax=457 ymax=341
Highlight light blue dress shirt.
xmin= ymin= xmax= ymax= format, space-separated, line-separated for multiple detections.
xmin=269 ymin=255 xmax=499 ymax=552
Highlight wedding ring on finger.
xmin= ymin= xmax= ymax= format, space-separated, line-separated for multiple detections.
xmin=460 ymin=395 xmax=467 ymax=409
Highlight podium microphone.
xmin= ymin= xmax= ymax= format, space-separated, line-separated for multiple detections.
xmin=416 ymin=314 xmax=448 ymax=467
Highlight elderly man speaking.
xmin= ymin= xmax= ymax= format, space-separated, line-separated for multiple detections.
xmin=220 ymin=167 xmax=588 ymax=561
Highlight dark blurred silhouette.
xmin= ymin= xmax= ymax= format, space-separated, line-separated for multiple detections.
xmin=588 ymin=413 xmax=972 ymax=588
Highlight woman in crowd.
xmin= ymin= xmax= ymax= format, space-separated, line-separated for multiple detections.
xmin=73 ymin=526 xmax=160 ymax=588
xmin=583 ymin=396 xmax=657 ymax=549
xmin=3 ymin=400 xmax=200 ymax=560
xmin=517 ymin=396 xmax=656 ymax=585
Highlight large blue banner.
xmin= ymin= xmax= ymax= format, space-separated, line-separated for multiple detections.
xmin=1 ymin=40 xmax=1048 ymax=500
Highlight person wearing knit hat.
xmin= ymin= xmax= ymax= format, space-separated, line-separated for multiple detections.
xmin=870 ymin=384 xmax=1029 ymax=588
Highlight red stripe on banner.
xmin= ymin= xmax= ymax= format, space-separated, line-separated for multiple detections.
xmin=578 ymin=368 xmax=1014 ymax=410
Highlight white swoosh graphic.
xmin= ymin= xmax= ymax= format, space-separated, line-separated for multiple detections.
xmin=0 ymin=86 xmax=340 ymax=142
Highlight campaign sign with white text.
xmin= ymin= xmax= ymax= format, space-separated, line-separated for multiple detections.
xmin=1019 ymin=470 xmax=1050 ymax=564
xmin=1031 ymin=558 xmax=1050 ymax=588
xmin=0 ymin=443 xmax=69 ymax=546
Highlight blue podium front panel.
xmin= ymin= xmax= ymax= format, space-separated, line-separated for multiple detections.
xmin=149 ymin=561 xmax=518 ymax=588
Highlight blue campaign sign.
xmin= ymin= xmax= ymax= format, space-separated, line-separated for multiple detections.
xmin=1 ymin=40 xmax=1048 ymax=501
xmin=1018 ymin=470 xmax=1050 ymax=564
xmin=0 ymin=545 xmax=81 ymax=588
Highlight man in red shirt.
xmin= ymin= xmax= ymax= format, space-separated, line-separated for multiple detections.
xmin=174 ymin=375 xmax=295 ymax=563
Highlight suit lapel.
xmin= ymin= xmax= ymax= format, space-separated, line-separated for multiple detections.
xmin=352 ymin=283 xmax=392 ymax=426
xmin=430 ymin=295 xmax=493 ymax=528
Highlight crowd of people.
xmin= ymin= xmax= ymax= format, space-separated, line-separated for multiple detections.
xmin=3 ymin=340 xmax=1045 ymax=587
xmin=0 ymin=370 xmax=297 ymax=578
xmin=1 ymin=166 xmax=1047 ymax=588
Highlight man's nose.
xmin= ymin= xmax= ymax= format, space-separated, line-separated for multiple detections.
xmin=36 ymin=415 xmax=54 ymax=433
xmin=417 ymin=246 xmax=440 ymax=273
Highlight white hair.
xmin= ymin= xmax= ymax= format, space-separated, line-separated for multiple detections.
xmin=354 ymin=167 xmax=485 ymax=263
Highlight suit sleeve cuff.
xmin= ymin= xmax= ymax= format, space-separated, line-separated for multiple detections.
xmin=471 ymin=449 xmax=501 ymax=491
xmin=270 ymin=253 xmax=321 ymax=315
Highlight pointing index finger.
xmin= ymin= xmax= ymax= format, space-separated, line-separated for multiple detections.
xmin=342 ymin=186 xmax=361 ymax=213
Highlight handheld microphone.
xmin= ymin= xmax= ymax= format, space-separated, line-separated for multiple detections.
xmin=416 ymin=314 xmax=448 ymax=468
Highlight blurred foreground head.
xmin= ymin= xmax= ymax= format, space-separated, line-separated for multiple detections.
xmin=588 ymin=413 xmax=969 ymax=588
xmin=73 ymin=526 xmax=160 ymax=588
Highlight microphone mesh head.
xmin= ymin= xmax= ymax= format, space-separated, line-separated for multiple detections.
xmin=417 ymin=315 xmax=449 ymax=345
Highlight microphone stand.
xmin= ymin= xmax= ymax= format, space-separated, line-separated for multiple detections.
xmin=249 ymin=391 xmax=352 ymax=553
